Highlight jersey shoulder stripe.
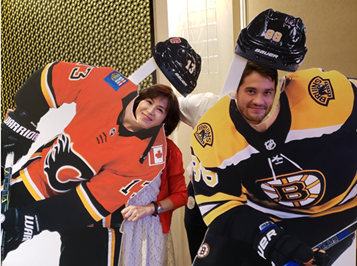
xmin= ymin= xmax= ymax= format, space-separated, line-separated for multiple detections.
xmin=191 ymin=95 xmax=253 ymax=169
xmin=284 ymin=68 xmax=354 ymax=131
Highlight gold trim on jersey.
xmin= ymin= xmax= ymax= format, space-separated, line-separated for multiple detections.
xmin=283 ymin=68 xmax=354 ymax=131
xmin=246 ymin=171 xmax=357 ymax=218
xmin=41 ymin=62 xmax=57 ymax=108
xmin=203 ymin=200 xmax=246 ymax=225
xmin=20 ymin=168 xmax=45 ymax=201
xmin=191 ymin=96 xmax=255 ymax=169
xmin=76 ymin=185 xmax=103 ymax=221
xmin=196 ymin=192 xmax=247 ymax=225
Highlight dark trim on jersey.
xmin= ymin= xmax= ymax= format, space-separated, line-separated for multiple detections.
xmin=14 ymin=67 xmax=50 ymax=123
xmin=229 ymin=92 xmax=291 ymax=154
xmin=211 ymin=204 xmax=271 ymax=244
xmin=342 ymin=79 xmax=357 ymax=131
xmin=116 ymin=90 xmax=165 ymax=163
xmin=139 ymin=125 xmax=161 ymax=163
xmin=81 ymin=181 xmax=111 ymax=218
xmin=32 ymin=188 xmax=96 ymax=232
xmin=117 ymin=90 xmax=137 ymax=129
xmin=149 ymin=0 xmax=157 ymax=85
xmin=199 ymin=200 xmax=231 ymax=219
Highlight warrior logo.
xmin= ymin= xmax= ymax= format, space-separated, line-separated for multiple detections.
xmin=256 ymin=170 xmax=326 ymax=208
xmin=194 ymin=123 xmax=213 ymax=148
xmin=308 ymin=76 xmax=335 ymax=106
xmin=197 ymin=243 xmax=210 ymax=259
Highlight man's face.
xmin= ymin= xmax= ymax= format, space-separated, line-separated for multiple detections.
xmin=235 ymin=71 xmax=275 ymax=124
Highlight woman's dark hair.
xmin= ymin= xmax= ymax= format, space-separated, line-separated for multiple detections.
xmin=237 ymin=61 xmax=278 ymax=91
xmin=133 ymin=84 xmax=180 ymax=136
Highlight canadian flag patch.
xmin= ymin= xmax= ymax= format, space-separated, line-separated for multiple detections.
xmin=148 ymin=145 xmax=164 ymax=165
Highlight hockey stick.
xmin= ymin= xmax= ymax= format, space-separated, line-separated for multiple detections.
xmin=312 ymin=220 xmax=357 ymax=251
xmin=284 ymin=220 xmax=357 ymax=265
xmin=1 ymin=152 xmax=14 ymax=261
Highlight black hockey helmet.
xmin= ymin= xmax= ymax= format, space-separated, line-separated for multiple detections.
xmin=235 ymin=8 xmax=307 ymax=72
xmin=153 ymin=37 xmax=201 ymax=97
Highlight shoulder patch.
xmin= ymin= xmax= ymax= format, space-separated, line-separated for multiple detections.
xmin=308 ymin=76 xmax=335 ymax=106
xmin=194 ymin=123 xmax=213 ymax=147
xmin=104 ymin=71 xmax=128 ymax=91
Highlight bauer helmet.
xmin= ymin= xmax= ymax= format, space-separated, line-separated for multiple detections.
xmin=153 ymin=37 xmax=201 ymax=97
xmin=236 ymin=8 xmax=307 ymax=72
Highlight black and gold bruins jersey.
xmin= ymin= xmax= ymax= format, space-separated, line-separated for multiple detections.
xmin=191 ymin=68 xmax=357 ymax=228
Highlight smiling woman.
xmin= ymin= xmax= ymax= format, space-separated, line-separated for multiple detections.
xmin=131 ymin=84 xmax=181 ymax=135
xmin=118 ymin=83 xmax=188 ymax=266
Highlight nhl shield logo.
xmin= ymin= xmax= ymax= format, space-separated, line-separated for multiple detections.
xmin=194 ymin=123 xmax=213 ymax=147
xmin=308 ymin=76 xmax=335 ymax=106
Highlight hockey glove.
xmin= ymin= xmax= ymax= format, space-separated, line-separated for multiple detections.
xmin=284 ymin=248 xmax=330 ymax=266
xmin=1 ymin=108 xmax=40 ymax=167
xmin=253 ymin=221 xmax=330 ymax=266
xmin=1 ymin=206 xmax=41 ymax=259
xmin=310 ymin=248 xmax=331 ymax=266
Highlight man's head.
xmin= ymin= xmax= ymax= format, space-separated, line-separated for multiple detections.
xmin=235 ymin=61 xmax=278 ymax=124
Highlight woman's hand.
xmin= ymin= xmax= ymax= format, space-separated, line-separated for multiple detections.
xmin=121 ymin=203 xmax=156 ymax=222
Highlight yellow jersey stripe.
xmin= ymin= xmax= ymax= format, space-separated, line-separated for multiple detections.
xmin=41 ymin=62 xmax=57 ymax=108
xmin=195 ymin=192 xmax=247 ymax=204
xmin=203 ymin=200 xmax=245 ymax=225
xmin=21 ymin=169 xmax=45 ymax=201
xmin=76 ymin=185 xmax=103 ymax=221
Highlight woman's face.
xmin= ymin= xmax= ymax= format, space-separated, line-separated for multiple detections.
xmin=135 ymin=96 xmax=168 ymax=129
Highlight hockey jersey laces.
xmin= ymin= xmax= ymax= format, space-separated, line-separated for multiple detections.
xmin=268 ymin=153 xmax=303 ymax=181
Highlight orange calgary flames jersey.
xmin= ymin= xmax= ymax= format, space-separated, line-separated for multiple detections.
xmin=16 ymin=61 xmax=167 ymax=222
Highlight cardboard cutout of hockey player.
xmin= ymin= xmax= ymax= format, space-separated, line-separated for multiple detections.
xmin=0 ymin=37 xmax=201 ymax=263
xmin=188 ymin=8 xmax=357 ymax=266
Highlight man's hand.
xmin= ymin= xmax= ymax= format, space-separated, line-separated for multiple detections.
xmin=1 ymin=207 xmax=40 ymax=259
xmin=1 ymin=108 xmax=39 ymax=167
xmin=254 ymin=221 xmax=331 ymax=266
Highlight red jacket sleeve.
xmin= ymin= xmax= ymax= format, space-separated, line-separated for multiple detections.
xmin=157 ymin=138 xmax=188 ymax=233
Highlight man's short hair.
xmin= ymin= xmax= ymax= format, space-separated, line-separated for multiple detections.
xmin=237 ymin=61 xmax=278 ymax=92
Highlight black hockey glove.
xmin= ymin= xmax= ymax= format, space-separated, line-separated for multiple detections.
xmin=254 ymin=221 xmax=330 ymax=266
xmin=310 ymin=248 xmax=331 ymax=266
xmin=1 ymin=108 xmax=40 ymax=167
xmin=1 ymin=206 xmax=41 ymax=259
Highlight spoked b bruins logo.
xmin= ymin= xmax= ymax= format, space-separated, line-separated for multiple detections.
xmin=308 ymin=76 xmax=335 ymax=106
xmin=256 ymin=170 xmax=326 ymax=208
xmin=194 ymin=123 xmax=213 ymax=147
xmin=197 ymin=243 xmax=210 ymax=258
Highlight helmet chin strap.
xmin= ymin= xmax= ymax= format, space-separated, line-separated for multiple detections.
xmin=128 ymin=57 xmax=158 ymax=86
xmin=220 ymin=54 xmax=247 ymax=98
xmin=223 ymin=54 xmax=283 ymax=125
